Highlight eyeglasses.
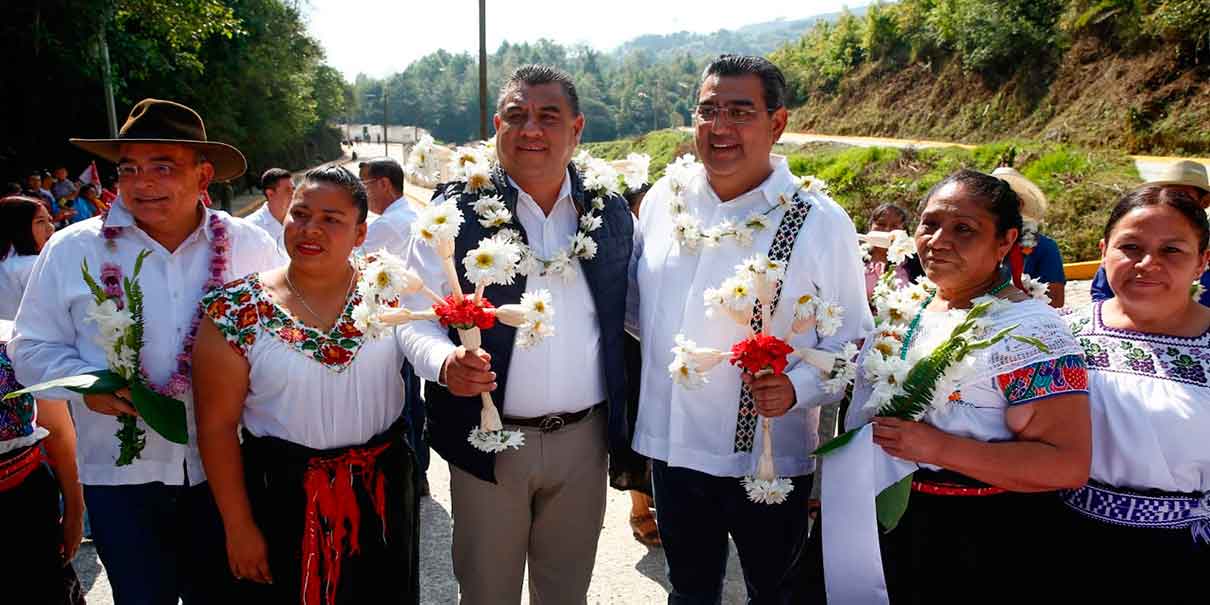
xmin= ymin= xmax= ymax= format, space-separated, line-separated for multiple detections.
xmin=693 ymin=105 xmax=774 ymax=125
xmin=116 ymin=161 xmax=184 ymax=180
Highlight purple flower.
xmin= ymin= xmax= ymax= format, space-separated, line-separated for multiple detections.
xmin=102 ymin=227 xmax=122 ymax=240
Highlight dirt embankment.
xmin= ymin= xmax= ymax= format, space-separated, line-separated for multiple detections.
xmin=788 ymin=37 xmax=1210 ymax=156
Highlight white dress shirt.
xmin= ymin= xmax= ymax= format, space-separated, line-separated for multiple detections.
xmin=360 ymin=195 xmax=417 ymax=263
xmin=9 ymin=200 xmax=286 ymax=486
xmin=245 ymin=201 xmax=284 ymax=247
xmin=400 ymin=170 xmax=606 ymax=418
xmin=627 ymin=156 xmax=873 ymax=478
xmin=0 ymin=251 xmax=37 ymax=320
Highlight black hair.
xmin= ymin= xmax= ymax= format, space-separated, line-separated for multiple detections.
xmin=700 ymin=54 xmax=787 ymax=111
xmin=80 ymin=183 xmax=97 ymax=195
xmin=921 ymin=169 xmax=1023 ymax=238
xmin=870 ymin=203 xmax=910 ymax=229
xmin=1103 ymin=184 xmax=1209 ymax=253
xmin=4 ymin=182 xmax=21 ymax=195
xmin=0 ymin=196 xmax=46 ymax=258
xmin=624 ymin=183 xmax=652 ymax=215
xmin=497 ymin=64 xmax=580 ymax=115
xmin=363 ymin=157 xmax=405 ymax=194
xmin=299 ymin=165 xmax=368 ymax=223
xmin=259 ymin=168 xmax=291 ymax=194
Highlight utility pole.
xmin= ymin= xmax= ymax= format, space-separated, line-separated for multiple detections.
xmin=478 ymin=0 xmax=488 ymax=141
xmin=382 ymin=86 xmax=388 ymax=157
xmin=99 ymin=12 xmax=118 ymax=136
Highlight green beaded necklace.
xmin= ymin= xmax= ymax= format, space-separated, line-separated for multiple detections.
xmin=899 ymin=279 xmax=1012 ymax=360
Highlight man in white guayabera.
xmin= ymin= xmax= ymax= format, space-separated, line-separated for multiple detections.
xmin=626 ymin=55 xmax=872 ymax=603
xmin=10 ymin=98 xmax=284 ymax=605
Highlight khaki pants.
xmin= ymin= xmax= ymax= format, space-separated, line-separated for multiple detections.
xmin=450 ymin=408 xmax=608 ymax=605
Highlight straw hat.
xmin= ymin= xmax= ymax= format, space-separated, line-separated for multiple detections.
xmin=992 ymin=167 xmax=1048 ymax=222
xmin=1144 ymin=160 xmax=1210 ymax=195
xmin=70 ymin=98 xmax=247 ymax=181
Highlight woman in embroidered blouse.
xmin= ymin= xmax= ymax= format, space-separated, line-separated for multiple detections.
xmin=0 ymin=320 xmax=84 ymax=604
xmin=811 ymin=170 xmax=1092 ymax=604
xmin=193 ymin=166 xmax=418 ymax=604
xmin=1060 ymin=185 xmax=1210 ymax=604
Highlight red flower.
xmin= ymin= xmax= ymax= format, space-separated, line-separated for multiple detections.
xmin=433 ymin=295 xmax=497 ymax=330
xmin=237 ymin=291 xmax=253 ymax=305
xmin=236 ymin=305 xmax=258 ymax=329
xmin=319 ymin=342 xmax=352 ymax=366
xmin=337 ymin=321 xmax=363 ymax=338
xmin=278 ymin=326 xmax=307 ymax=343
xmin=256 ymin=301 xmax=275 ymax=319
xmin=206 ymin=297 xmax=231 ymax=318
xmin=729 ymin=334 xmax=794 ymax=375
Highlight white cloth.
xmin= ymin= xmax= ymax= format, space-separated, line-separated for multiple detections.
xmin=8 ymin=200 xmax=286 ymax=486
xmin=0 ymin=252 xmax=37 ymax=320
xmin=399 ymin=169 xmax=606 ymax=418
xmin=823 ymin=298 xmax=1085 ymax=605
xmin=208 ymin=274 xmax=406 ymax=449
xmin=245 ymin=202 xmax=284 ymax=247
xmin=1066 ymin=302 xmax=1210 ymax=494
xmin=360 ymin=195 xmax=417 ymax=263
xmin=627 ymin=155 xmax=873 ymax=478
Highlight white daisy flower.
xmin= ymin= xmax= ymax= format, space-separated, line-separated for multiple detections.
xmin=569 ymin=232 xmax=598 ymax=259
xmin=1193 ymin=280 xmax=1207 ymax=303
xmin=520 ymin=289 xmax=554 ymax=321
xmin=473 ymin=195 xmax=506 ymax=216
xmin=666 ymin=154 xmax=701 ymax=194
xmin=362 ymin=252 xmax=420 ymax=303
xmin=742 ymin=476 xmax=794 ymax=505
xmin=1020 ymin=274 xmax=1051 ymax=303
xmin=478 ymin=207 xmax=513 ymax=229
xmin=545 ymin=250 xmax=577 ymax=280
xmin=743 ymin=211 xmax=772 ymax=232
xmin=515 ymin=317 xmax=555 ymax=348
xmin=413 ymin=203 xmax=464 ymax=244
xmin=719 ymin=275 xmax=756 ymax=313
xmin=468 ymin=428 xmax=525 ymax=453
xmin=579 ymin=213 xmax=603 ymax=233
xmin=886 ymin=230 xmax=917 ymax=264
xmin=815 ymin=301 xmax=845 ymax=337
xmin=668 ymin=352 xmax=708 ymax=390
xmin=621 ymin=153 xmax=651 ymax=191
xmin=463 ymin=238 xmax=522 ymax=286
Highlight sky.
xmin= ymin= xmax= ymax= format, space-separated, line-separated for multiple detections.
xmin=305 ymin=0 xmax=872 ymax=80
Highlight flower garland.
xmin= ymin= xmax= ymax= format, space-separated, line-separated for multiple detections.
xmin=446 ymin=143 xmax=646 ymax=281
xmin=664 ymin=153 xmax=827 ymax=253
xmin=102 ymin=213 xmax=230 ymax=397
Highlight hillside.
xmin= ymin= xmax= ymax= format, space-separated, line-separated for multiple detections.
xmin=610 ymin=9 xmax=867 ymax=59
xmin=771 ymin=0 xmax=1210 ymax=156
xmin=584 ymin=130 xmax=1139 ymax=263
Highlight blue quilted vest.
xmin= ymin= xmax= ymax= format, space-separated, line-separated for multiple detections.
xmin=423 ymin=164 xmax=634 ymax=483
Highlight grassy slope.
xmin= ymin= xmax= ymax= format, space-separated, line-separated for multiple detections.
xmin=785 ymin=37 xmax=1210 ymax=156
xmin=585 ymin=129 xmax=1138 ymax=262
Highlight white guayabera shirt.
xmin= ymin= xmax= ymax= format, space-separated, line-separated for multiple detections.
xmin=245 ymin=201 xmax=285 ymax=249
xmin=627 ymin=156 xmax=873 ymax=478
xmin=360 ymin=195 xmax=417 ymax=264
xmin=9 ymin=200 xmax=286 ymax=486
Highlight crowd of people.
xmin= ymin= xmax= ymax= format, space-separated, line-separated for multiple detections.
xmin=0 ymin=55 xmax=1207 ymax=605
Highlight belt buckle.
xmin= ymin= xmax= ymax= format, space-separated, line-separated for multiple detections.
xmin=538 ymin=415 xmax=565 ymax=433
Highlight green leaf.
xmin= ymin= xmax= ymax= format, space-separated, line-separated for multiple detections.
xmin=81 ymin=259 xmax=108 ymax=304
xmin=128 ymin=382 xmax=189 ymax=445
xmin=1010 ymin=334 xmax=1051 ymax=353
xmin=812 ymin=427 xmax=862 ymax=457
xmin=3 ymin=370 xmax=128 ymax=399
xmin=301 ymin=341 xmax=319 ymax=351
xmin=339 ymin=338 xmax=358 ymax=349
xmin=877 ymin=473 xmax=914 ymax=532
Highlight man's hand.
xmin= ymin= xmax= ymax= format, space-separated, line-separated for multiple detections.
xmin=83 ymin=388 xmax=138 ymax=417
xmin=441 ymin=347 xmax=495 ymax=397
xmin=742 ymin=373 xmax=796 ymax=418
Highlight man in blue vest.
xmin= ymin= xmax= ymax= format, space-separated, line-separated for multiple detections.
xmin=399 ymin=64 xmax=633 ymax=604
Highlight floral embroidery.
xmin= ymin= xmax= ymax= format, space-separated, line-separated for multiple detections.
xmin=0 ymin=344 xmax=35 ymax=442
xmin=1065 ymin=303 xmax=1210 ymax=387
xmin=995 ymin=354 xmax=1089 ymax=406
xmin=202 ymin=274 xmax=366 ymax=372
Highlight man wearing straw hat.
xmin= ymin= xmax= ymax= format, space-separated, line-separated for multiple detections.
xmin=1091 ymin=160 xmax=1210 ymax=306
xmin=10 ymin=98 xmax=285 ymax=604
xmin=992 ymin=166 xmax=1067 ymax=307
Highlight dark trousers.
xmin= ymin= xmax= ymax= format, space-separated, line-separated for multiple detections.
xmin=84 ymin=481 xmax=234 ymax=605
xmin=402 ymin=360 xmax=429 ymax=474
xmin=1 ymin=462 xmax=84 ymax=605
xmin=652 ymin=459 xmax=813 ymax=605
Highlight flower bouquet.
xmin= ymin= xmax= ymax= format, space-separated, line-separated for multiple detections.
xmin=5 ymin=250 xmax=188 ymax=465
xmin=813 ymin=281 xmax=1049 ymax=529
xmin=360 ymin=205 xmax=555 ymax=453
xmin=669 ymin=254 xmax=855 ymax=504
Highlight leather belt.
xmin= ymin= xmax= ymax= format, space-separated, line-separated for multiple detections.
xmin=503 ymin=402 xmax=603 ymax=433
